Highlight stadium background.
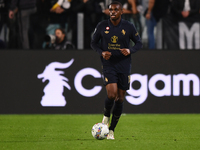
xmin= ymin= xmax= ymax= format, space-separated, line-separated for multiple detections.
xmin=1 ymin=1 xmax=200 ymax=114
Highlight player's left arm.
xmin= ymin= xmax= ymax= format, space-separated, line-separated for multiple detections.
xmin=120 ymin=48 xmax=130 ymax=56
xmin=129 ymin=24 xmax=143 ymax=54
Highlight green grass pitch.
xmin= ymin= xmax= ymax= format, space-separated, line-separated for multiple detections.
xmin=0 ymin=114 xmax=200 ymax=150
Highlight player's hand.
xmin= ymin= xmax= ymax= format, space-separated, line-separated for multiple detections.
xmin=102 ymin=51 xmax=112 ymax=60
xmin=120 ymin=48 xmax=130 ymax=56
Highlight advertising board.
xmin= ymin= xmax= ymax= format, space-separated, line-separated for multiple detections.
xmin=0 ymin=50 xmax=200 ymax=113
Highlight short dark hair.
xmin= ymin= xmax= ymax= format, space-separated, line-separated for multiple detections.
xmin=55 ymin=27 xmax=66 ymax=34
xmin=109 ymin=1 xmax=123 ymax=9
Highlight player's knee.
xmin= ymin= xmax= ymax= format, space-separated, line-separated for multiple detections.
xmin=118 ymin=97 xmax=124 ymax=103
xmin=107 ymin=93 xmax=117 ymax=101
xmin=117 ymin=94 xmax=125 ymax=103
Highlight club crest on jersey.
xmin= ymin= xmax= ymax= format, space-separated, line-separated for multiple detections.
xmin=111 ymin=36 xmax=118 ymax=43
xmin=135 ymin=32 xmax=139 ymax=36
xmin=121 ymin=29 xmax=126 ymax=35
xmin=106 ymin=27 xmax=110 ymax=30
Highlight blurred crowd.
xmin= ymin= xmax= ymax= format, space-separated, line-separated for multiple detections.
xmin=0 ymin=0 xmax=200 ymax=50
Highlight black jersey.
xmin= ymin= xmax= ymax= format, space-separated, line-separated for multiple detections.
xmin=91 ymin=19 xmax=142 ymax=73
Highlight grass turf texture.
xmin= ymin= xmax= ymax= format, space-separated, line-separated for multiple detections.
xmin=0 ymin=114 xmax=200 ymax=150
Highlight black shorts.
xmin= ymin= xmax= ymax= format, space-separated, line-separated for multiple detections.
xmin=102 ymin=69 xmax=130 ymax=90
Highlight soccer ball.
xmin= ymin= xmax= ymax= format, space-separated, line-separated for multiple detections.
xmin=91 ymin=123 xmax=109 ymax=140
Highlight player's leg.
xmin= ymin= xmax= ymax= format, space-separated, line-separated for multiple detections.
xmin=107 ymin=73 xmax=129 ymax=139
xmin=102 ymin=69 xmax=118 ymax=126
xmin=102 ymin=83 xmax=118 ymax=126
xmin=107 ymin=89 xmax=126 ymax=140
xmin=109 ymin=89 xmax=126 ymax=132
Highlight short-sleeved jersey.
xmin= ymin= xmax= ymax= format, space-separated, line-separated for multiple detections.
xmin=91 ymin=19 xmax=142 ymax=73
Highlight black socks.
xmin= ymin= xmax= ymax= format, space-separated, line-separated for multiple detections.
xmin=109 ymin=100 xmax=124 ymax=132
xmin=104 ymin=97 xmax=114 ymax=117
xmin=104 ymin=96 xmax=124 ymax=132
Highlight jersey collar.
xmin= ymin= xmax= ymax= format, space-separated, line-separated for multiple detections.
xmin=108 ymin=18 xmax=123 ymax=28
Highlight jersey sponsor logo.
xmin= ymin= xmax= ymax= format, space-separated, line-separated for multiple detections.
xmin=121 ymin=29 xmax=126 ymax=35
xmin=108 ymin=43 xmax=120 ymax=50
xmin=111 ymin=36 xmax=118 ymax=43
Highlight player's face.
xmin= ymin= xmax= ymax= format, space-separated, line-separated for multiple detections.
xmin=109 ymin=4 xmax=122 ymax=21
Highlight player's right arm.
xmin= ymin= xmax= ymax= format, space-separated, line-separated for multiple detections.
xmin=102 ymin=51 xmax=112 ymax=60
xmin=91 ymin=22 xmax=112 ymax=60
xmin=91 ymin=23 xmax=104 ymax=56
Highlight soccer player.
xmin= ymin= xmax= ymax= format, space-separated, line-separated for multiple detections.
xmin=90 ymin=1 xmax=142 ymax=140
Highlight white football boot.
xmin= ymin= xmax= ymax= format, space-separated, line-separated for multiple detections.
xmin=102 ymin=116 xmax=110 ymax=127
xmin=107 ymin=130 xmax=115 ymax=140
